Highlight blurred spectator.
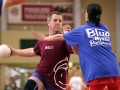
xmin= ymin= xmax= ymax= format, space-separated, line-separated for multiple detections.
xmin=4 ymin=78 xmax=11 ymax=90
xmin=14 ymin=75 xmax=20 ymax=90
xmin=66 ymin=76 xmax=71 ymax=90
xmin=68 ymin=71 xmax=86 ymax=90
xmin=4 ymin=75 xmax=20 ymax=90
xmin=24 ymin=71 xmax=32 ymax=83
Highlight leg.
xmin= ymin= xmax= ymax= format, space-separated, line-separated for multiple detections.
xmin=89 ymin=84 xmax=106 ymax=90
xmin=45 ymin=83 xmax=55 ymax=90
xmin=24 ymin=76 xmax=45 ymax=90
xmin=29 ymin=76 xmax=45 ymax=90
xmin=107 ymin=83 xmax=120 ymax=90
xmin=24 ymin=79 xmax=38 ymax=90
xmin=27 ymin=73 xmax=55 ymax=90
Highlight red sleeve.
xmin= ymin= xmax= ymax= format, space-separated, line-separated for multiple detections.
xmin=34 ymin=41 xmax=41 ymax=56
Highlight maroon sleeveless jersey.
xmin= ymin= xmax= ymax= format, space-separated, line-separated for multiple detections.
xmin=34 ymin=39 xmax=72 ymax=90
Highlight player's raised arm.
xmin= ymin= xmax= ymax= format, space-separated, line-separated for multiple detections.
xmin=32 ymin=24 xmax=71 ymax=41
xmin=32 ymin=31 xmax=65 ymax=41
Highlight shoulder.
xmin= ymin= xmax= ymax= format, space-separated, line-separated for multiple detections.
xmin=71 ymin=24 xmax=87 ymax=32
xmin=100 ymin=23 xmax=109 ymax=30
xmin=75 ymin=24 xmax=88 ymax=29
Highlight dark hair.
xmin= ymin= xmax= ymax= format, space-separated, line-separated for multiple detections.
xmin=87 ymin=3 xmax=102 ymax=26
xmin=47 ymin=11 xmax=63 ymax=22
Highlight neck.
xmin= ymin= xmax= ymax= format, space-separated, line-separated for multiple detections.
xmin=49 ymin=31 xmax=61 ymax=36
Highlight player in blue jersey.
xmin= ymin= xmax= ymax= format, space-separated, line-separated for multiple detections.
xmin=32 ymin=3 xmax=120 ymax=90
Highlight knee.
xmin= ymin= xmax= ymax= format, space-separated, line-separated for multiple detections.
xmin=24 ymin=79 xmax=38 ymax=90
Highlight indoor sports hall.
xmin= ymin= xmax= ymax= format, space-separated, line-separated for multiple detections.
xmin=0 ymin=0 xmax=120 ymax=90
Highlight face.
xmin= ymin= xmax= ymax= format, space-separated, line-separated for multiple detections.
xmin=48 ymin=14 xmax=63 ymax=35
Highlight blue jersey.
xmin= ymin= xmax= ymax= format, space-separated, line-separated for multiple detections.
xmin=63 ymin=22 xmax=120 ymax=84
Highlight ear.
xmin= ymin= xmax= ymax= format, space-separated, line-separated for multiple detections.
xmin=47 ymin=22 xmax=50 ymax=27
xmin=85 ymin=11 xmax=89 ymax=21
xmin=85 ymin=11 xmax=88 ymax=17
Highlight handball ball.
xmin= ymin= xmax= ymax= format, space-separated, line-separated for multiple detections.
xmin=0 ymin=44 xmax=11 ymax=59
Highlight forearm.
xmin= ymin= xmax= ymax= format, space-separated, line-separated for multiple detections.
xmin=45 ymin=34 xmax=65 ymax=41
xmin=32 ymin=31 xmax=65 ymax=41
xmin=11 ymin=48 xmax=36 ymax=57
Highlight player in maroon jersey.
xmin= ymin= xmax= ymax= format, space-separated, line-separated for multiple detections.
xmin=10 ymin=11 xmax=73 ymax=90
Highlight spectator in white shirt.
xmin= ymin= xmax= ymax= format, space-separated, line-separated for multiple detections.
xmin=69 ymin=71 xmax=85 ymax=90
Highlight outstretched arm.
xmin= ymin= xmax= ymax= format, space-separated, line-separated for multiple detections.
xmin=32 ymin=24 xmax=71 ymax=41
xmin=10 ymin=47 xmax=36 ymax=57
xmin=32 ymin=31 xmax=79 ymax=55
xmin=32 ymin=31 xmax=65 ymax=41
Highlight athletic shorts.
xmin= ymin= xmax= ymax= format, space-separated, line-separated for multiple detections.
xmin=88 ymin=77 xmax=120 ymax=85
xmin=32 ymin=72 xmax=55 ymax=90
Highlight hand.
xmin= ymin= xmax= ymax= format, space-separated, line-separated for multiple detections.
xmin=9 ymin=46 xmax=16 ymax=56
xmin=32 ymin=31 xmax=45 ymax=41
xmin=63 ymin=24 xmax=71 ymax=34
